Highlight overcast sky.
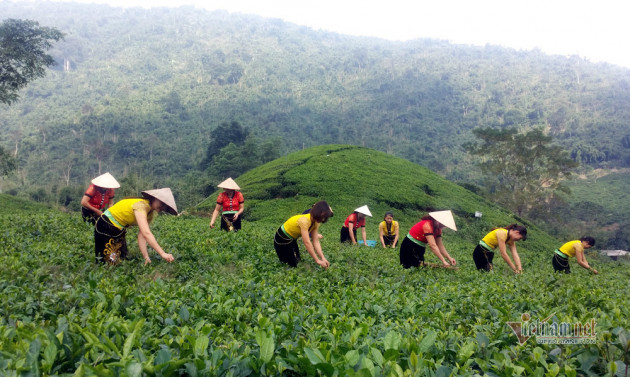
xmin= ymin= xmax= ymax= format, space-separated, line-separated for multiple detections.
xmin=23 ymin=0 xmax=630 ymax=69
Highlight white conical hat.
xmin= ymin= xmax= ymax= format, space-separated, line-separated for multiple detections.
xmin=429 ymin=210 xmax=457 ymax=231
xmin=217 ymin=177 xmax=240 ymax=190
xmin=142 ymin=188 xmax=178 ymax=215
xmin=354 ymin=205 xmax=372 ymax=217
xmin=91 ymin=172 xmax=120 ymax=189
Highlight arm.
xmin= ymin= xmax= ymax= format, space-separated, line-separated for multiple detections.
xmin=575 ymin=247 xmax=598 ymax=274
xmin=509 ymin=242 xmax=522 ymax=273
xmin=81 ymin=195 xmax=103 ymax=216
xmin=348 ymin=222 xmax=357 ymax=244
xmin=361 ymin=227 xmax=368 ymax=246
xmin=496 ymin=232 xmax=518 ymax=273
xmin=233 ymin=200 xmax=244 ymax=221
xmin=436 ymin=237 xmax=456 ymax=266
xmin=379 ymin=226 xmax=386 ymax=248
xmin=393 ymin=225 xmax=400 ymax=248
xmin=209 ymin=203 xmax=222 ymax=228
xmin=135 ymin=210 xmax=174 ymax=264
xmin=301 ymin=226 xmax=328 ymax=268
xmin=425 ymin=235 xmax=449 ymax=267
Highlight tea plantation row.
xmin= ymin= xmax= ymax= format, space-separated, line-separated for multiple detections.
xmin=1 ymin=212 xmax=628 ymax=376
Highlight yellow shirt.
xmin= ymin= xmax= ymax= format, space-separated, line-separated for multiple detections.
xmin=106 ymin=198 xmax=156 ymax=229
xmin=481 ymin=228 xmax=508 ymax=250
xmin=559 ymin=240 xmax=583 ymax=258
xmin=379 ymin=220 xmax=399 ymax=236
xmin=282 ymin=214 xmax=318 ymax=239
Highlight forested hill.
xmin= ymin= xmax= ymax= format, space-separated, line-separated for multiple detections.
xmin=2 ymin=1 xmax=630 ymax=193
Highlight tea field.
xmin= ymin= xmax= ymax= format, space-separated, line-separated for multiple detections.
xmin=1 ymin=211 xmax=629 ymax=377
xmin=2 ymin=145 xmax=629 ymax=376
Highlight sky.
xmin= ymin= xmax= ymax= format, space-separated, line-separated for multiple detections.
xmin=23 ymin=0 xmax=630 ymax=69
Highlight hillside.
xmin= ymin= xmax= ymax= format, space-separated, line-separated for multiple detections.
xmin=1 ymin=146 xmax=628 ymax=375
xmin=1 ymin=0 xmax=630 ymax=197
xmin=197 ymin=145 xmax=559 ymax=255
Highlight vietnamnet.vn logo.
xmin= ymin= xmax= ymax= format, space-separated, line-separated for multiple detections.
xmin=507 ymin=313 xmax=597 ymax=345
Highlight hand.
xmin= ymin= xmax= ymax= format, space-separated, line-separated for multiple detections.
xmin=448 ymin=257 xmax=457 ymax=266
xmin=591 ymin=268 xmax=599 ymax=275
xmin=514 ymin=268 xmax=522 ymax=274
xmin=352 ymin=242 xmax=357 ymax=245
xmin=233 ymin=214 xmax=239 ymax=221
xmin=317 ymin=234 xmax=323 ymax=239
xmin=442 ymin=261 xmax=451 ymax=268
xmin=317 ymin=259 xmax=329 ymax=269
xmin=144 ymin=258 xmax=151 ymax=265
xmin=162 ymin=253 xmax=175 ymax=263
xmin=209 ymin=222 xmax=215 ymax=229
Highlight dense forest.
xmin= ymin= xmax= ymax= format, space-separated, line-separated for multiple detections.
xmin=1 ymin=1 xmax=630 ymax=246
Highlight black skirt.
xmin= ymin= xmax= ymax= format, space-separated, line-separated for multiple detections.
xmin=94 ymin=215 xmax=128 ymax=264
xmin=472 ymin=244 xmax=494 ymax=271
xmin=399 ymin=237 xmax=426 ymax=268
xmin=221 ymin=213 xmax=242 ymax=232
xmin=273 ymin=227 xmax=301 ymax=267
xmin=552 ymin=253 xmax=571 ymax=273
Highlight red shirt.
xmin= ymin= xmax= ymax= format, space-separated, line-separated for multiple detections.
xmin=217 ymin=191 xmax=244 ymax=212
xmin=344 ymin=213 xmax=366 ymax=228
xmin=84 ymin=184 xmax=115 ymax=210
xmin=408 ymin=219 xmax=442 ymax=243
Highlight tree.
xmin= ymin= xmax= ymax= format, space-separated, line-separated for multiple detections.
xmin=464 ymin=127 xmax=578 ymax=217
xmin=0 ymin=19 xmax=64 ymax=105
xmin=201 ymin=121 xmax=250 ymax=168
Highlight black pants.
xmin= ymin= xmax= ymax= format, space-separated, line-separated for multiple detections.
xmin=340 ymin=226 xmax=357 ymax=243
xmin=221 ymin=213 xmax=242 ymax=232
xmin=552 ymin=254 xmax=571 ymax=273
xmin=383 ymin=235 xmax=397 ymax=247
xmin=274 ymin=227 xmax=301 ymax=267
xmin=94 ymin=215 xmax=128 ymax=264
xmin=399 ymin=237 xmax=426 ymax=269
xmin=473 ymin=244 xmax=494 ymax=271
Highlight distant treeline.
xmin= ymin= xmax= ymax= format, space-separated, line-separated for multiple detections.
xmin=1 ymin=1 xmax=630 ymax=202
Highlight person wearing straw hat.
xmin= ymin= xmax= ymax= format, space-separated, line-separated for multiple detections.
xmin=81 ymin=172 xmax=120 ymax=225
xmin=340 ymin=205 xmax=371 ymax=245
xmin=473 ymin=224 xmax=527 ymax=273
xmin=552 ymin=237 xmax=598 ymax=274
xmin=274 ymin=200 xmax=334 ymax=268
xmin=94 ymin=188 xmax=178 ymax=265
xmin=379 ymin=211 xmax=399 ymax=248
xmin=210 ymin=178 xmax=244 ymax=232
xmin=399 ymin=211 xmax=457 ymax=269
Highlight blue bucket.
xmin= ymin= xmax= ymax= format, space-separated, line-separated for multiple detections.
xmin=358 ymin=240 xmax=377 ymax=247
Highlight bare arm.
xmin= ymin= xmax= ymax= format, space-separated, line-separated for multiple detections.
xmin=379 ymin=226 xmax=386 ymax=248
xmin=81 ymin=195 xmax=103 ymax=216
xmin=509 ymin=242 xmax=522 ymax=273
xmin=393 ymin=225 xmax=399 ymax=248
xmin=301 ymin=226 xmax=328 ymax=268
xmin=436 ymin=237 xmax=456 ymax=266
xmin=209 ymin=204 xmax=222 ymax=228
xmin=496 ymin=231 xmax=518 ymax=273
xmin=135 ymin=210 xmax=174 ymax=264
xmin=426 ymin=235 xmax=449 ymax=266
xmin=361 ymin=227 xmax=368 ymax=246
xmin=575 ymin=248 xmax=598 ymax=274
xmin=233 ymin=202 xmax=244 ymax=221
xmin=348 ymin=223 xmax=357 ymax=244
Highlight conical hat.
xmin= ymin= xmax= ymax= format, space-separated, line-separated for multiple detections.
xmin=429 ymin=210 xmax=457 ymax=231
xmin=354 ymin=205 xmax=372 ymax=217
xmin=142 ymin=188 xmax=178 ymax=215
xmin=217 ymin=178 xmax=240 ymax=190
xmin=91 ymin=172 xmax=120 ymax=189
